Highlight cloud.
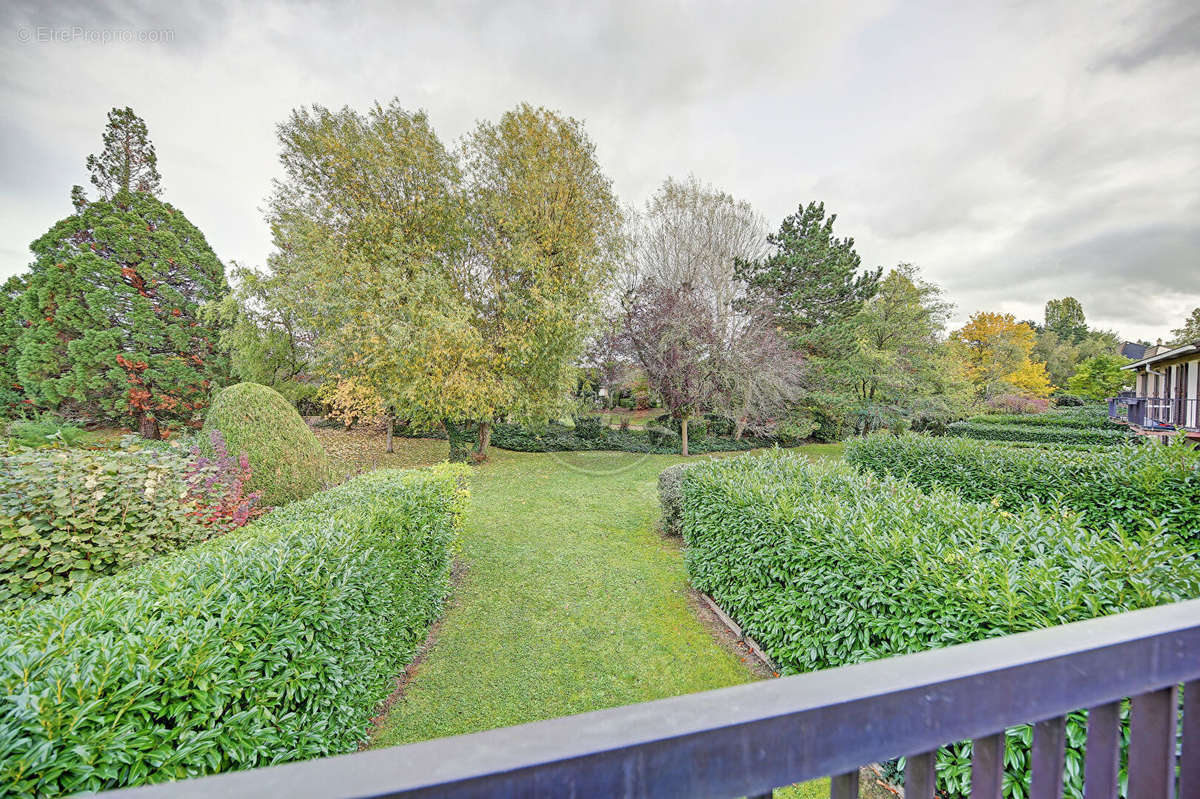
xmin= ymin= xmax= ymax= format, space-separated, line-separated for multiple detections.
xmin=0 ymin=0 xmax=1196 ymax=342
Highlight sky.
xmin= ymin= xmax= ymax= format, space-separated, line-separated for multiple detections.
xmin=1 ymin=0 xmax=1197 ymax=342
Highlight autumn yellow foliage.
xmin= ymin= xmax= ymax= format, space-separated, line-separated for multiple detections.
xmin=950 ymin=311 xmax=1054 ymax=398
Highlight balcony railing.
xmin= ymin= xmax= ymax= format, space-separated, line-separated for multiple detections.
xmin=101 ymin=599 xmax=1200 ymax=799
xmin=1110 ymin=394 xmax=1198 ymax=430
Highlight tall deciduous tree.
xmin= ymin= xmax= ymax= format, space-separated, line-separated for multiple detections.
xmin=1044 ymin=297 xmax=1088 ymax=344
xmin=267 ymin=101 xmax=621 ymax=457
xmin=950 ymin=311 xmax=1053 ymax=399
xmin=459 ymin=104 xmax=622 ymax=452
xmin=267 ymin=102 xmax=488 ymax=454
xmin=835 ymin=265 xmax=971 ymax=432
xmin=1172 ymin=307 xmax=1200 ymax=345
xmin=1067 ymin=353 xmax=1131 ymax=400
xmin=623 ymin=177 xmax=803 ymax=447
xmin=736 ymin=201 xmax=882 ymax=343
xmin=623 ymin=279 xmax=725 ymax=456
xmin=84 ymin=107 xmax=162 ymax=199
xmin=17 ymin=190 xmax=229 ymax=437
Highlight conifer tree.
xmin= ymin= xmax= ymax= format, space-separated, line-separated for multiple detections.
xmin=85 ymin=107 xmax=162 ymax=199
xmin=16 ymin=110 xmax=227 ymax=437
xmin=736 ymin=201 xmax=882 ymax=343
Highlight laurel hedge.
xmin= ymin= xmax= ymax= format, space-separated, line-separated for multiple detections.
xmin=845 ymin=433 xmax=1200 ymax=541
xmin=673 ymin=451 xmax=1200 ymax=798
xmin=0 ymin=463 xmax=467 ymax=797
xmin=943 ymin=421 xmax=1134 ymax=446
xmin=490 ymin=420 xmax=768 ymax=455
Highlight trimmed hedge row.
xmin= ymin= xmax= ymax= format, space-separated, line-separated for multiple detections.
xmin=490 ymin=421 xmax=769 ymax=455
xmin=845 ymin=433 xmax=1200 ymax=540
xmin=672 ymin=451 xmax=1200 ymax=798
xmin=944 ymin=421 xmax=1135 ymax=446
xmin=0 ymin=463 xmax=468 ymax=797
xmin=967 ymin=411 xmax=1119 ymax=430
xmin=0 ymin=446 xmax=210 ymax=607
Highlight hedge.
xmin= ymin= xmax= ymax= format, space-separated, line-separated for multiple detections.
xmin=966 ymin=411 xmax=1120 ymax=430
xmin=943 ymin=421 xmax=1134 ymax=446
xmin=0 ymin=463 xmax=468 ymax=797
xmin=0 ymin=445 xmax=210 ymax=607
xmin=490 ymin=421 xmax=769 ymax=455
xmin=203 ymin=382 xmax=332 ymax=506
xmin=674 ymin=451 xmax=1200 ymax=798
xmin=845 ymin=433 xmax=1200 ymax=541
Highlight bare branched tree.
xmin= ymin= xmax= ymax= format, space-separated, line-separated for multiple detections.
xmin=621 ymin=176 xmax=806 ymax=450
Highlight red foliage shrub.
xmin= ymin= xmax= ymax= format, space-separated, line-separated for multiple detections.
xmin=183 ymin=430 xmax=265 ymax=533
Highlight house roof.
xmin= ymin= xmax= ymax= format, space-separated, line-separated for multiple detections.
xmin=1119 ymin=341 xmax=1148 ymax=360
xmin=1122 ymin=341 xmax=1200 ymax=370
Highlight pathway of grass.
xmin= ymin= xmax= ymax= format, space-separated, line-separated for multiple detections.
xmin=320 ymin=433 xmax=842 ymax=797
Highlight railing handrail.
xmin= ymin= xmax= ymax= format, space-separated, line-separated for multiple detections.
xmin=101 ymin=599 xmax=1200 ymax=799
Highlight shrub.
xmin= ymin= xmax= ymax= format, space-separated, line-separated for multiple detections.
xmin=572 ymin=415 xmax=606 ymax=441
xmin=203 ymin=382 xmax=331 ymax=505
xmin=0 ymin=446 xmax=210 ymax=607
xmin=943 ymin=421 xmax=1134 ymax=446
xmin=845 ymin=433 xmax=1200 ymax=540
xmin=6 ymin=416 xmax=88 ymax=450
xmin=656 ymin=463 xmax=691 ymax=537
xmin=444 ymin=421 xmax=478 ymax=463
xmin=182 ymin=430 xmax=265 ymax=533
xmin=675 ymin=451 xmax=1200 ymax=799
xmin=1053 ymin=393 xmax=1087 ymax=407
xmin=964 ymin=411 xmax=1120 ymax=430
xmin=0 ymin=464 xmax=468 ymax=796
xmin=983 ymin=394 xmax=1049 ymax=414
xmin=489 ymin=421 xmax=767 ymax=455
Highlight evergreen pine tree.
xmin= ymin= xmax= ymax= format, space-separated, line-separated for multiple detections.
xmin=736 ymin=201 xmax=882 ymax=343
xmin=85 ymin=107 xmax=162 ymax=199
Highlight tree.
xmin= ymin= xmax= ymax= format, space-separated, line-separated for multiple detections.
xmin=84 ymin=107 xmax=162 ymax=199
xmin=0 ymin=275 xmax=29 ymax=417
xmin=736 ymin=201 xmax=882 ymax=343
xmin=1044 ymin=297 xmax=1088 ymax=344
xmin=624 ymin=177 xmax=803 ymax=447
xmin=17 ymin=190 xmax=229 ymax=437
xmin=950 ymin=312 xmax=1053 ymax=399
xmin=1172 ymin=307 xmax=1200 ymax=345
xmin=458 ymin=104 xmax=622 ymax=453
xmin=623 ymin=279 xmax=725 ymax=455
xmin=1066 ymin=353 xmax=1131 ymax=400
xmin=267 ymin=101 xmax=620 ymax=457
xmin=835 ymin=265 xmax=971 ymax=432
xmin=213 ymin=262 xmax=317 ymax=407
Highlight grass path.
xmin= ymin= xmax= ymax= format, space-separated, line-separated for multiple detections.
xmin=315 ymin=432 xmax=841 ymax=796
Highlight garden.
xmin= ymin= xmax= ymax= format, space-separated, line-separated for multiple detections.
xmin=1 ymin=104 xmax=1198 ymax=799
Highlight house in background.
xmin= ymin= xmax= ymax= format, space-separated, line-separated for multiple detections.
xmin=1110 ymin=338 xmax=1200 ymax=440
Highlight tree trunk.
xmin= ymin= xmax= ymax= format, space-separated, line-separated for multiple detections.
xmin=734 ymin=416 xmax=747 ymax=441
xmin=681 ymin=414 xmax=689 ymax=457
xmin=138 ymin=412 xmax=161 ymax=440
xmin=385 ymin=411 xmax=394 ymax=453
xmin=476 ymin=420 xmax=491 ymax=458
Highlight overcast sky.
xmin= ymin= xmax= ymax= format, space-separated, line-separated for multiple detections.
xmin=2 ymin=0 xmax=1197 ymax=341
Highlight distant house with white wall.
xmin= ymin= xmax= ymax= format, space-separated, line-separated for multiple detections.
xmin=1112 ymin=339 xmax=1200 ymax=439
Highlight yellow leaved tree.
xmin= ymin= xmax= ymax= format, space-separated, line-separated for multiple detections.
xmin=950 ymin=311 xmax=1054 ymax=399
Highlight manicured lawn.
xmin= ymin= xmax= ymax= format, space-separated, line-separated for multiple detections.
xmin=333 ymin=437 xmax=841 ymax=797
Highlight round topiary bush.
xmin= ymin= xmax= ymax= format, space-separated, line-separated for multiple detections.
xmin=203 ymin=382 xmax=331 ymax=506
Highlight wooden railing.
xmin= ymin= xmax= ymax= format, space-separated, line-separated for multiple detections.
xmin=101 ymin=599 xmax=1200 ymax=799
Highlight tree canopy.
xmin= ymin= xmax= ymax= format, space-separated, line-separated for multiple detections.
xmin=950 ymin=311 xmax=1053 ymax=399
xmin=736 ymin=201 xmax=882 ymax=343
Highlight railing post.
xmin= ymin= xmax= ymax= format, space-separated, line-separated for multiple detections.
xmin=1128 ymin=686 xmax=1178 ymax=799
